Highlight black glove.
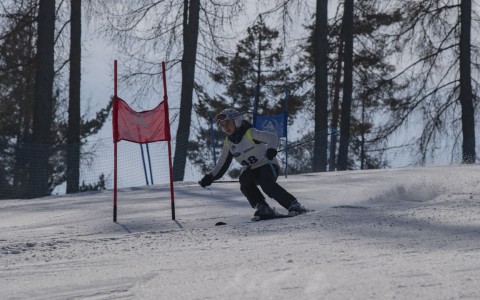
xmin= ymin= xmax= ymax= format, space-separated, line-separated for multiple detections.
xmin=266 ymin=148 xmax=277 ymax=160
xmin=199 ymin=173 xmax=214 ymax=188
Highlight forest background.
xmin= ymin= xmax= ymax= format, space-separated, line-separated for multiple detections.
xmin=0 ymin=0 xmax=478 ymax=199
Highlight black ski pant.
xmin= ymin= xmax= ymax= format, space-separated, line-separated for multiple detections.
xmin=239 ymin=163 xmax=297 ymax=210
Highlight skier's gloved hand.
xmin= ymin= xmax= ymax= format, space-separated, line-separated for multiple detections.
xmin=199 ymin=173 xmax=214 ymax=188
xmin=266 ymin=148 xmax=277 ymax=160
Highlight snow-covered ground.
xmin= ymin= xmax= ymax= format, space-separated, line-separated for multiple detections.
xmin=2 ymin=165 xmax=480 ymax=299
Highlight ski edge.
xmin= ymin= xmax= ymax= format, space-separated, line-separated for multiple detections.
xmin=251 ymin=208 xmax=314 ymax=222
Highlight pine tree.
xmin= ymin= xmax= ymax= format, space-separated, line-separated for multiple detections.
xmin=294 ymin=0 xmax=404 ymax=171
xmin=312 ymin=0 xmax=329 ymax=172
xmin=191 ymin=18 xmax=302 ymax=177
xmin=0 ymin=1 xmax=113 ymax=199
xmin=337 ymin=0 xmax=354 ymax=171
xmin=66 ymin=0 xmax=82 ymax=193
xmin=0 ymin=1 xmax=37 ymax=198
xmin=92 ymin=0 xmax=245 ymax=181
xmin=376 ymin=0 xmax=476 ymax=164
xmin=29 ymin=0 xmax=56 ymax=198
xmin=345 ymin=0 xmax=404 ymax=170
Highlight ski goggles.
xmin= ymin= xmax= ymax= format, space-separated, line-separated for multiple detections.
xmin=214 ymin=113 xmax=229 ymax=124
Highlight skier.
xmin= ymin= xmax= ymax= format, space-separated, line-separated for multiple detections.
xmin=198 ymin=108 xmax=307 ymax=220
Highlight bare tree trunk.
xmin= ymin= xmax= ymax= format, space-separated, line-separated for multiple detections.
xmin=337 ymin=0 xmax=354 ymax=171
xmin=459 ymin=0 xmax=475 ymax=163
xmin=67 ymin=0 xmax=82 ymax=193
xmin=254 ymin=18 xmax=262 ymax=115
xmin=329 ymin=34 xmax=344 ymax=171
xmin=360 ymin=100 xmax=366 ymax=169
xmin=173 ymin=0 xmax=200 ymax=181
xmin=312 ymin=0 xmax=329 ymax=172
xmin=29 ymin=0 xmax=55 ymax=198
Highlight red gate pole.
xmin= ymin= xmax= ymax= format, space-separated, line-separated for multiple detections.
xmin=113 ymin=60 xmax=118 ymax=222
xmin=162 ymin=61 xmax=175 ymax=220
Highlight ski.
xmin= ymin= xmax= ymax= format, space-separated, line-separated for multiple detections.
xmin=251 ymin=208 xmax=313 ymax=222
xmin=251 ymin=212 xmax=293 ymax=222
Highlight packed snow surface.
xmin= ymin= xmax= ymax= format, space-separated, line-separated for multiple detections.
xmin=2 ymin=166 xmax=480 ymax=299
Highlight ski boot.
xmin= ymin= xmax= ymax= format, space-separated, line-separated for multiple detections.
xmin=252 ymin=203 xmax=276 ymax=221
xmin=288 ymin=201 xmax=308 ymax=216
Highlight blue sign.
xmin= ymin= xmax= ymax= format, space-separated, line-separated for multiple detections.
xmin=254 ymin=113 xmax=287 ymax=137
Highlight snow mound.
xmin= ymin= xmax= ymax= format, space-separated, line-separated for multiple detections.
xmin=369 ymin=182 xmax=443 ymax=205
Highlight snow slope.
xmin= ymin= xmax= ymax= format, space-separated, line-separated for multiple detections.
xmin=1 ymin=166 xmax=480 ymax=299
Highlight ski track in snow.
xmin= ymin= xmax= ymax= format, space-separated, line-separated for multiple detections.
xmin=1 ymin=166 xmax=480 ymax=299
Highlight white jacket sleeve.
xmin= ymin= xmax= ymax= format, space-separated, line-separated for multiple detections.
xmin=209 ymin=142 xmax=233 ymax=180
xmin=248 ymin=128 xmax=279 ymax=149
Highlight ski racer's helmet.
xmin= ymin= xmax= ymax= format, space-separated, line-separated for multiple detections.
xmin=215 ymin=108 xmax=243 ymax=128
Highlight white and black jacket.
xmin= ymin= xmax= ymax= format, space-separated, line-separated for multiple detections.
xmin=210 ymin=121 xmax=279 ymax=180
